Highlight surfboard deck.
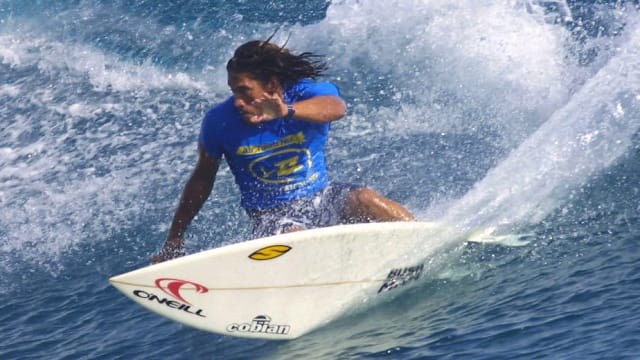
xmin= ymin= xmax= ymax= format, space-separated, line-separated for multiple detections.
xmin=109 ymin=221 xmax=520 ymax=339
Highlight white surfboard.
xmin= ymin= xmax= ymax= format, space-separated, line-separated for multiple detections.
xmin=109 ymin=221 xmax=519 ymax=340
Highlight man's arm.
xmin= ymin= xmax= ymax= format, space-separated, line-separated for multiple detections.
xmin=249 ymin=94 xmax=346 ymax=125
xmin=151 ymin=146 xmax=220 ymax=263
xmin=284 ymin=95 xmax=346 ymax=123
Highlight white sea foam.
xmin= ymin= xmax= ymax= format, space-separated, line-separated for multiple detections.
xmin=0 ymin=33 xmax=208 ymax=93
xmin=442 ymin=18 xmax=640 ymax=232
xmin=0 ymin=28 xmax=216 ymax=273
xmin=291 ymin=0 xmax=576 ymax=145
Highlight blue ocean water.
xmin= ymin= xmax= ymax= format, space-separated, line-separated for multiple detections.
xmin=1 ymin=0 xmax=640 ymax=358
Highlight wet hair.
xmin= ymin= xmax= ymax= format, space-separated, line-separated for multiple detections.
xmin=226 ymin=39 xmax=327 ymax=89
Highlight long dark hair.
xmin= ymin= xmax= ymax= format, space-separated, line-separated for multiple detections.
xmin=226 ymin=39 xmax=327 ymax=89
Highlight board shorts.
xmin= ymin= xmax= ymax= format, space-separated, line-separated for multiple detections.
xmin=246 ymin=182 xmax=361 ymax=239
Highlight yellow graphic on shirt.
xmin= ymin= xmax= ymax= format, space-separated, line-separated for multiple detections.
xmin=274 ymin=156 xmax=304 ymax=176
xmin=236 ymin=132 xmax=306 ymax=155
xmin=249 ymin=148 xmax=312 ymax=184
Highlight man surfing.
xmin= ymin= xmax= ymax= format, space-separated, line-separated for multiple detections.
xmin=152 ymin=39 xmax=414 ymax=263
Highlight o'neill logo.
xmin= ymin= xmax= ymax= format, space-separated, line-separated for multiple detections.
xmin=249 ymin=245 xmax=292 ymax=260
xmin=132 ymin=278 xmax=208 ymax=318
xmin=227 ymin=315 xmax=291 ymax=335
xmin=155 ymin=278 xmax=208 ymax=305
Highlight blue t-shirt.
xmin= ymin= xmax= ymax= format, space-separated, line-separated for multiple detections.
xmin=199 ymin=80 xmax=340 ymax=209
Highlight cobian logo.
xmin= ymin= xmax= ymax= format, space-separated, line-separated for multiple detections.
xmin=227 ymin=315 xmax=291 ymax=335
xmin=249 ymin=245 xmax=291 ymax=260
xmin=155 ymin=278 xmax=209 ymax=305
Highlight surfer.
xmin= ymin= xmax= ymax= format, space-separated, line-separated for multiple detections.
xmin=152 ymin=39 xmax=414 ymax=263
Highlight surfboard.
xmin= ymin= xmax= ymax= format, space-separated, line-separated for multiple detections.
xmin=109 ymin=221 xmax=519 ymax=340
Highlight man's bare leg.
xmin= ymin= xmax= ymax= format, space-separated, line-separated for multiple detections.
xmin=343 ymin=187 xmax=415 ymax=223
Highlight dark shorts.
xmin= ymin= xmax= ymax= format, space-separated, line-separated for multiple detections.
xmin=245 ymin=182 xmax=361 ymax=238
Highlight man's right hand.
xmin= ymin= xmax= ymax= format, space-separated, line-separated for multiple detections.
xmin=150 ymin=242 xmax=186 ymax=264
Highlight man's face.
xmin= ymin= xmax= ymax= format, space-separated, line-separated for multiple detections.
xmin=228 ymin=72 xmax=275 ymax=122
